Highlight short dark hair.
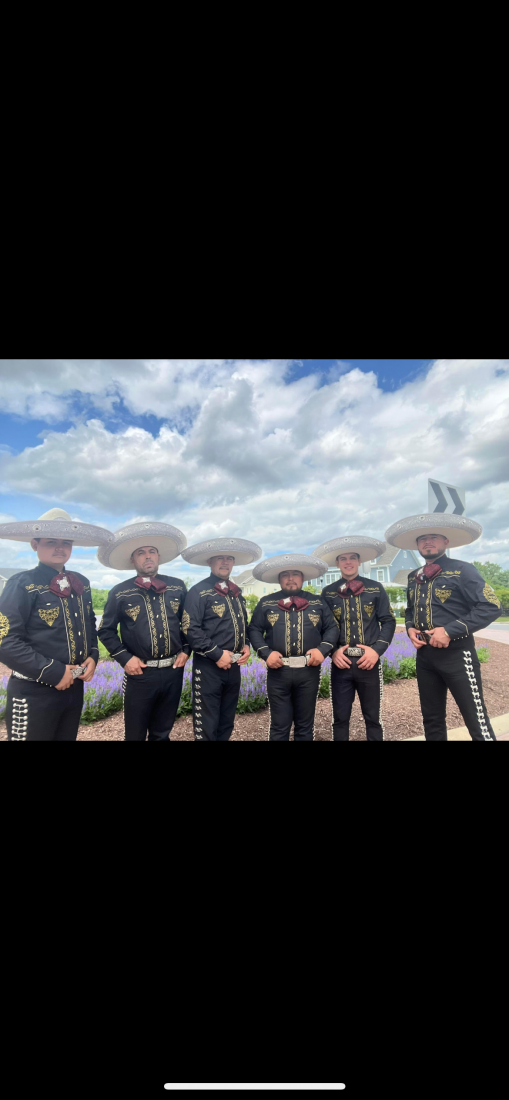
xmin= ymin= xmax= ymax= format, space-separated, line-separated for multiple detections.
xmin=336 ymin=552 xmax=360 ymax=562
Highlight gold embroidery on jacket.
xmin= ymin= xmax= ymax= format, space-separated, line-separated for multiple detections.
xmin=200 ymin=589 xmax=216 ymax=597
xmin=355 ymin=596 xmax=365 ymax=643
xmin=0 ymin=611 xmax=10 ymax=644
xmin=436 ymin=589 xmax=452 ymax=603
xmin=333 ymin=607 xmax=342 ymax=623
xmin=182 ymin=610 xmax=191 ymax=634
xmin=443 ymin=571 xmax=461 ymax=575
xmin=63 ymin=599 xmax=76 ymax=663
xmin=267 ymin=612 xmax=279 ymax=626
xmin=169 ymin=600 xmax=180 ymax=614
xmin=308 ymin=613 xmax=320 ymax=627
xmin=212 ymin=603 xmax=226 ymax=618
xmin=224 ymin=595 xmax=240 ymax=651
xmin=38 ymin=607 xmax=60 ymax=627
xmin=235 ymin=595 xmax=246 ymax=648
xmin=297 ymin=610 xmax=303 ymax=653
xmin=483 ymin=584 xmax=501 ymax=607
xmin=159 ymin=594 xmax=170 ymax=655
xmin=285 ymin=611 xmax=291 ymax=656
xmin=143 ymin=595 xmax=158 ymax=658
xmin=125 ymin=606 xmax=141 ymax=622
xmin=363 ymin=604 xmax=374 ymax=617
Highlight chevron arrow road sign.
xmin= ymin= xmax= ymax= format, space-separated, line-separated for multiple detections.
xmin=428 ymin=480 xmax=466 ymax=515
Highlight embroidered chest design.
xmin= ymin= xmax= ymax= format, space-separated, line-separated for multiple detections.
xmin=38 ymin=607 xmax=60 ymax=627
xmin=0 ymin=611 xmax=10 ymax=644
xmin=333 ymin=607 xmax=342 ymax=622
xmin=363 ymin=604 xmax=374 ymax=617
xmin=308 ymin=613 xmax=320 ymax=627
xmin=435 ymin=588 xmax=452 ymax=603
xmin=211 ymin=603 xmax=225 ymax=618
xmin=125 ymin=605 xmax=141 ymax=622
xmin=182 ymin=610 xmax=191 ymax=634
xmin=483 ymin=584 xmax=501 ymax=607
xmin=267 ymin=612 xmax=280 ymax=626
xmin=169 ymin=600 xmax=180 ymax=614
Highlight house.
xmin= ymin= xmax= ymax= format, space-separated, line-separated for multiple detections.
xmin=0 ymin=568 xmax=22 ymax=596
xmin=309 ymin=547 xmax=421 ymax=591
xmin=232 ymin=568 xmax=280 ymax=599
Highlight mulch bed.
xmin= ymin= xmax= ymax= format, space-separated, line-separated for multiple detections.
xmin=1 ymin=641 xmax=508 ymax=741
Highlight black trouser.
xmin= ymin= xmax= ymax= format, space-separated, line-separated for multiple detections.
xmin=416 ymin=640 xmax=496 ymax=741
xmin=267 ymin=665 xmax=321 ymax=741
xmin=123 ymin=664 xmax=185 ymax=741
xmin=5 ymin=676 xmax=84 ymax=741
xmin=331 ymin=659 xmax=384 ymax=741
xmin=192 ymin=653 xmax=240 ymax=741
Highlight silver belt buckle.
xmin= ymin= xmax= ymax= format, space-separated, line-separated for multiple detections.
xmin=346 ymin=647 xmax=364 ymax=658
xmin=159 ymin=657 xmax=175 ymax=668
xmin=230 ymin=652 xmax=243 ymax=663
xmin=286 ymin=656 xmax=309 ymax=668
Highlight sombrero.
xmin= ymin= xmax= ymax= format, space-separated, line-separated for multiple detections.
xmin=0 ymin=508 xmax=112 ymax=547
xmin=181 ymin=537 xmax=261 ymax=568
xmin=253 ymin=553 xmax=328 ymax=585
xmin=97 ymin=521 xmax=187 ymax=571
xmin=313 ymin=535 xmax=386 ymax=567
xmin=385 ymin=513 xmax=482 ymax=551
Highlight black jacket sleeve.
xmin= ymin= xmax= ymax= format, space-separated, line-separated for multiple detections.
xmin=98 ymin=590 xmax=133 ymax=668
xmin=247 ymin=600 xmax=272 ymax=661
xmin=318 ymin=599 xmax=340 ymax=656
xmin=183 ymin=587 xmax=223 ymax=662
xmin=0 ymin=578 xmax=66 ymax=686
xmin=405 ymin=578 xmax=415 ymax=635
xmin=444 ymin=567 xmax=502 ymax=638
xmin=372 ymin=587 xmax=396 ymax=656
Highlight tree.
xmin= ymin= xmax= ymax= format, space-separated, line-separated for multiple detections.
xmin=386 ymin=586 xmax=406 ymax=604
xmin=91 ymin=588 xmax=109 ymax=610
xmin=245 ymin=594 xmax=259 ymax=619
xmin=472 ymin=561 xmax=509 ymax=587
xmin=303 ymin=584 xmax=317 ymax=595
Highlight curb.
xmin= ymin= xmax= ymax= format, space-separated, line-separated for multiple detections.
xmin=402 ymin=712 xmax=509 ymax=741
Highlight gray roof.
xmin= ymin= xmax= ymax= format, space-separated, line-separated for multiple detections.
xmin=0 ymin=567 xmax=23 ymax=580
xmin=371 ymin=547 xmax=400 ymax=567
xmin=393 ymin=569 xmax=413 ymax=586
xmin=232 ymin=568 xmax=253 ymax=584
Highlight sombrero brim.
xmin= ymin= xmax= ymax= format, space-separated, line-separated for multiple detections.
xmin=313 ymin=537 xmax=386 ymax=567
xmin=253 ymin=555 xmax=329 ymax=584
xmin=385 ymin=514 xmax=482 ymax=550
xmin=0 ymin=520 xmax=112 ymax=547
xmin=98 ymin=536 xmax=184 ymax=571
xmin=181 ymin=539 xmax=261 ymax=568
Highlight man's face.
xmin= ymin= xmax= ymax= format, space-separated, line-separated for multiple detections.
xmin=279 ymin=569 xmax=304 ymax=593
xmin=131 ymin=546 xmax=161 ymax=575
xmin=416 ymin=534 xmax=449 ymax=560
xmin=31 ymin=538 xmax=73 ymax=568
xmin=208 ymin=555 xmax=235 ymax=579
xmin=336 ymin=553 xmax=360 ymax=579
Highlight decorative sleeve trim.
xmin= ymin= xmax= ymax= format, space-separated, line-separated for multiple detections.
xmin=37 ymin=659 xmax=54 ymax=683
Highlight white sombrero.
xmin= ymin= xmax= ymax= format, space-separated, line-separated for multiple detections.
xmin=385 ymin=513 xmax=482 ymax=551
xmin=0 ymin=508 xmax=112 ymax=547
xmin=97 ymin=521 xmax=187 ymax=571
xmin=181 ymin=537 xmax=261 ymax=568
xmin=253 ymin=553 xmax=329 ymax=585
xmin=313 ymin=536 xmax=386 ymax=567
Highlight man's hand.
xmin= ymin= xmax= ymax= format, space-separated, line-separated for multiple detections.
xmin=125 ymin=656 xmax=147 ymax=676
xmin=306 ymin=648 xmax=324 ymax=667
xmin=332 ymin=646 xmax=352 ymax=669
xmin=267 ymin=651 xmax=284 ymax=669
xmin=55 ymin=665 xmax=75 ymax=691
xmin=173 ymin=651 xmax=189 ymax=668
xmin=357 ymin=646 xmax=380 ymax=670
xmin=216 ymin=651 xmax=233 ymax=669
xmin=408 ymin=628 xmax=427 ymax=650
xmin=76 ymin=657 xmax=96 ymax=683
xmin=237 ymin=645 xmax=251 ymax=666
xmin=428 ymin=627 xmax=450 ymax=648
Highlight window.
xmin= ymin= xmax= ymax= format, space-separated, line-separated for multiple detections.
xmin=263 ymin=587 xmax=266 ymax=593
xmin=377 ymin=569 xmax=384 ymax=582
xmin=370 ymin=559 xmax=377 ymax=565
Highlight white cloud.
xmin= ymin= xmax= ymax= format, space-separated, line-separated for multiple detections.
xmin=0 ymin=359 xmax=508 ymax=575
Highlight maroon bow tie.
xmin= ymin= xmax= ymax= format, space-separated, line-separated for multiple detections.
xmin=337 ymin=579 xmax=365 ymax=598
xmin=278 ymin=595 xmax=309 ymax=611
xmin=49 ymin=571 xmax=85 ymax=598
xmin=416 ymin=564 xmax=443 ymax=583
xmin=135 ymin=575 xmax=168 ymax=593
xmin=214 ymin=580 xmax=241 ymax=598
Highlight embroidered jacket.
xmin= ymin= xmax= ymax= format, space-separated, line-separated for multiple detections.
xmin=404 ymin=554 xmax=501 ymax=639
xmin=98 ymin=575 xmax=190 ymax=667
xmin=321 ymin=576 xmax=396 ymax=655
xmin=248 ymin=591 xmax=339 ymax=661
xmin=0 ymin=562 xmax=98 ymax=685
xmin=183 ymin=574 xmax=249 ymax=661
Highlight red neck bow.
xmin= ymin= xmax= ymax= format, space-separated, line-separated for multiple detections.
xmin=214 ymin=579 xmax=241 ymax=598
xmin=49 ymin=571 xmax=85 ymax=598
xmin=337 ymin=578 xmax=365 ymax=598
xmin=135 ymin=575 xmax=168 ymax=593
xmin=278 ymin=595 xmax=309 ymax=611
xmin=416 ymin=563 xmax=443 ymax=583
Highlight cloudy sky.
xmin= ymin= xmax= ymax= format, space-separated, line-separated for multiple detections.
xmin=0 ymin=358 xmax=507 ymax=587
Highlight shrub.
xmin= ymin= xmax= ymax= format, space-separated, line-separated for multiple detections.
xmin=476 ymin=646 xmax=490 ymax=663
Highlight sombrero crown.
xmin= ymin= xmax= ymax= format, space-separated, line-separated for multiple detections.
xmin=253 ymin=553 xmax=329 ymax=584
xmin=181 ymin=537 xmax=261 ymax=568
xmin=98 ymin=522 xmax=187 ymax=571
xmin=0 ymin=508 xmax=112 ymax=547
xmin=313 ymin=536 xmax=386 ymax=567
